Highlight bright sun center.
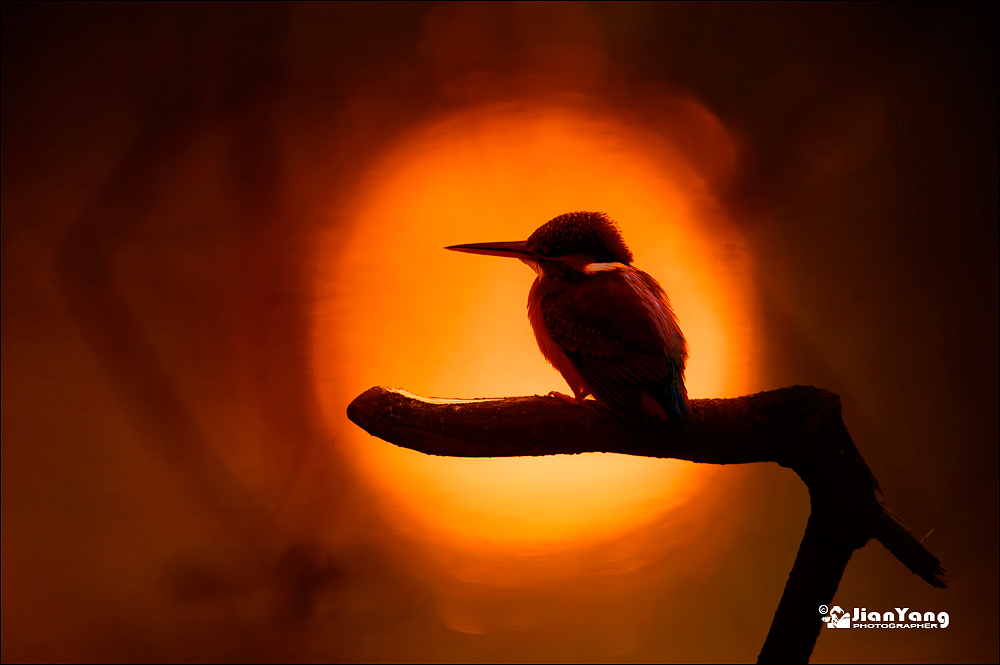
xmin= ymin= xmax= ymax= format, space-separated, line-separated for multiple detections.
xmin=312 ymin=99 xmax=757 ymax=550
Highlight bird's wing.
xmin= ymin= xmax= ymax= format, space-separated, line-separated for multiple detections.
xmin=540 ymin=269 xmax=687 ymax=421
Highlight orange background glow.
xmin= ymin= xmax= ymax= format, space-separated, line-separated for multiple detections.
xmin=313 ymin=99 xmax=758 ymax=553
xmin=2 ymin=3 xmax=996 ymax=663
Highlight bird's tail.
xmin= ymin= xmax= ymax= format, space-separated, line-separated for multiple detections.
xmin=875 ymin=507 xmax=947 ymax=589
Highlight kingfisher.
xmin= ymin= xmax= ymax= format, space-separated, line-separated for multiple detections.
xmin=446 ymin=211 xmax=691 ymax=426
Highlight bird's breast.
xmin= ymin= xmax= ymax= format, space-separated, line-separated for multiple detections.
xmin=527 ymin=277 xmax=589 ymax=396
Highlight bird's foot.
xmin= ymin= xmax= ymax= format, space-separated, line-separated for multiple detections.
xmin=546 ymin=391 xmax=596 ymax=409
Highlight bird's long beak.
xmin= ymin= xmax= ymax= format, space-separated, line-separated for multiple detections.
xmin=445 ymin=240 xmax=538 ymax=260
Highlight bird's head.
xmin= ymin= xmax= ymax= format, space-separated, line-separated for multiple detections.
xmin=446 ymin=211 xmax=633 ymax=277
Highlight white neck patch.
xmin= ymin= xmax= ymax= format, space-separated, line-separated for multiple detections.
xmin=583 ymin=262 xmax=626 ymax=274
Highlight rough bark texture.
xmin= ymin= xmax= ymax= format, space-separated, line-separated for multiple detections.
xmin=347 ymin=385 xmax=946 ymax=663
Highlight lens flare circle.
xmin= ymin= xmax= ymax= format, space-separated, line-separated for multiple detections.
xmin=313 ymin=100 xmax=757 ymax=549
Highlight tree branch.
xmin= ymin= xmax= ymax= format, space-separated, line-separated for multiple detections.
xmin=347 ymin=385 xmax=946 ymax=663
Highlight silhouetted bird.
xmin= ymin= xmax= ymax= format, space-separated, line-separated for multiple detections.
xmin=447 ymin=211 xmax=690 ymax=425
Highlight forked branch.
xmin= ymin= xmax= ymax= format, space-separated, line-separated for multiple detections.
xmin=347 ymin=385 xmax=945 ymax=663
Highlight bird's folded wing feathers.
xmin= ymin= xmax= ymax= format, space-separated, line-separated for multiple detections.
xmin=540 ymin=272 xmax=685 ymax=418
